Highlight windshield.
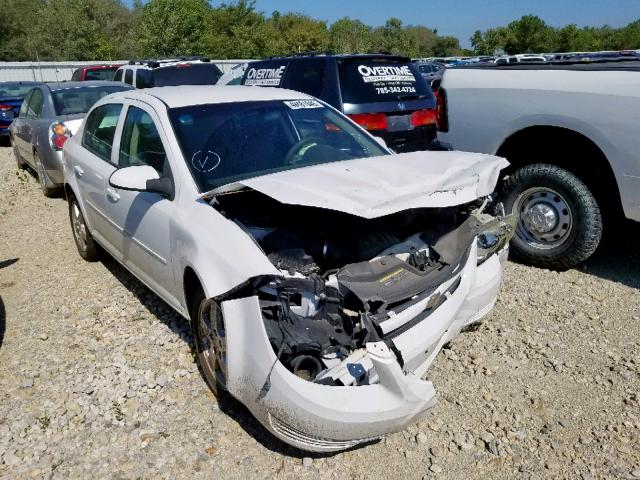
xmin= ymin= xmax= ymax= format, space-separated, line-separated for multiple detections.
xmin=338 ymin=59 xmax=431 ymax=104
xmin=84 ymin=68 xmax=118 ymax=81
xmin=153 ymin=64 xmax=222 ymax=87
xmin=169 ymin=100 xmax=389 ymax=192
xmin=52 ymin=86 xmax=131 ymax=116
xmin=0 ymin=83 xmax=35 ymax=99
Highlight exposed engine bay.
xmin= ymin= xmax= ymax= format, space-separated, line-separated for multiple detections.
xmin=214 ymin=189 xmax=516 ymax=387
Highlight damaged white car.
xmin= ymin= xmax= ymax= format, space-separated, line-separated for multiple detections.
xmin=62 ymin=86 xmax=515 ymax=452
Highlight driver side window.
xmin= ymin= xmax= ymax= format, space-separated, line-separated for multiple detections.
xmin=119 ymin=106 xmax=168 ymax=176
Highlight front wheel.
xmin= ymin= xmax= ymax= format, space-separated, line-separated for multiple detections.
xmin=190 ymin=292 xmax=227 ymax=396
xmin=501 ymin=164 xmax=602 ymax=270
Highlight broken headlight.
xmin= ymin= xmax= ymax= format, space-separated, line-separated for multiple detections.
xmin=476 ymin=214 xmax=517 ymax=265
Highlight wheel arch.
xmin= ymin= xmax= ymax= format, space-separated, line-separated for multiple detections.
xmin=495 ymin=125 xmax=623 ymax=217
xmin=183 ymin=266 xmax=205 ymax=320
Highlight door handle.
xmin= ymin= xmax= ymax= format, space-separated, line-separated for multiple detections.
xmin=106 ymin=188 xmax=120 ymax=202
xmin=74 ymin=166 xmax=84 ymax=177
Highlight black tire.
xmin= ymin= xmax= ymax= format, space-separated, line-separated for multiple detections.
xmin=190 ymin=290 xmax=227 ymax=396
xmin=34 ymin=151 xmax=56 ymax=197
xmin=68 ymin=195 xmax=99 ymax=261
xmin=500 ymin=164 xmax=602 ymax=270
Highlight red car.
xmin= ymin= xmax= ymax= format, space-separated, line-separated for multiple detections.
xmin=70 ymin=64 xmax=122 ymax=81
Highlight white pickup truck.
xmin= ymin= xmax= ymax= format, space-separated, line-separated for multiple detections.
xmin=437 ymin=60 xmax=640 ymax=269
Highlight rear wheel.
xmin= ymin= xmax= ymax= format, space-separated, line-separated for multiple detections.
xmin=190 ymin=291 xmax=227 ymax=396
xmin=34 ymin=152 xmax=56 ymax=197
xmin=69 ymin=195 xmax=99 ymax=261
xmin=501 ymin=164 xmax=602 ymax=270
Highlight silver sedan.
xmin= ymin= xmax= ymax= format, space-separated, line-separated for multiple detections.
xmin=10 ymin=81 xmax=132 ymax=196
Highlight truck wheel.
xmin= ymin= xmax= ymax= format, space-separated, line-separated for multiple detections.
xmin=501 ymin=164 xmax=602 ymax=270
xmin=190 ymin=291 xmax=227 ymax=396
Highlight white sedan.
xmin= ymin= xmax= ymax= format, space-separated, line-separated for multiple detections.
xmin=63 ymin=86 xmax=515 ymax=452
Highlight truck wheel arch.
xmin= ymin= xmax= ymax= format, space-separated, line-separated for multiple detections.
xmin=495 ymin=125 xmax=623 ymax=218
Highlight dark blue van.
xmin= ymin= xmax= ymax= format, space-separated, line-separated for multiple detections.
xmin=242 ymin=54 xmax=446 ymax=152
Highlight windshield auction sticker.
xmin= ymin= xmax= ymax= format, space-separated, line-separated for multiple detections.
xmin=358 ymin=65 xmax=416 ymax=83
xmin=284 ymin=99 xmax=323 ymax=109
xmin=244 ymin=65 xmax=286 ymax=86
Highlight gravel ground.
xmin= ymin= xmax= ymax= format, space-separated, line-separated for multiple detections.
xmin=0 ymin=145 xmax=639 ymax=480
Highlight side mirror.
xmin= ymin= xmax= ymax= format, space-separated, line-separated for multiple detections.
xmin=109 ymin=165 xmax=174 ymax=198
xmin=0 ymin=110 xmax=15 ymax=120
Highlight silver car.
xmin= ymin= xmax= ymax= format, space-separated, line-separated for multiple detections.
xmin=10 ymin=81 xmax=133 ymax=196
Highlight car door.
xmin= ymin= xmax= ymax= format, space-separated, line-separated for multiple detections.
xmin=14 ymin=89 xmax=36 ymax=162
xmin=22 ymin=88 xmax=45 ymax=166
xmin=74 ymin=103 xmax=125 ymax=251
xmin=103 ymin=103 xmax=179 ymax=309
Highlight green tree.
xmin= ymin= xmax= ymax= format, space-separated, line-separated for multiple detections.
xmin=404 ymin=26 xmax=438 ymax=57
xmin=329 ymin=18 xmax=373 ymax=53
xmin=263 ymin=13 xmax=330 ymax=56
xmin=39 ymin=0 xmax=133 ymax=60
xmin=503 ymin=15 xmax=554 ymax=53
xmin=136 ymin=0 xmax=210 ymax=57
xmin=1 ymin=0 xmax=48 ymax=60
xmin=204 ymin=0 xmax=267 ymax=58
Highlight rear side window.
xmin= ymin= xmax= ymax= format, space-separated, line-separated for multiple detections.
xmin=338 ymin=59 xmax=431 ymax=104
xmin=283 ymin=60 xmax=326 ymax=98
xmin=152 ymin=63 xmax=222 ymax=87
xmin=83 ymin=104 xmax=123 ymax=162
xmin=124 ymin=69 xmax=133 ymax=85
xmin=71 ymin=69 xmax=82 ymax=81
xmin=135 ymin=69 xmax=152 ymax=89
xmin=19 ymin=90 xmax=33 ymax=117
xmin=85 ymin=68 xmax=118 ymax=81
xmin=119 ymin=106 xmax=167 ymax=175
xmin=27 ymin=89 xmax=44 ymax=118
xmin=113 ymin=69 xmax=123 ymax=82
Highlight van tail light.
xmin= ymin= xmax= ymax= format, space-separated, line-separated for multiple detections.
xmin=436 ymin=87 xmax=449 ymax=132
xmin=411 ymin=109 xmax=437 ymax=127
xmin=348 ymin=113 xmax=388 ymax=131
xmin=0 ymin=104 xmax=12 ymax=111
xmin=49 ymin=121 xmax=71 ymax=150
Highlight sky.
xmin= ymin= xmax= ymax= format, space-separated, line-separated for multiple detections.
xmin=245 ymin=0 xmax=640 ymax=47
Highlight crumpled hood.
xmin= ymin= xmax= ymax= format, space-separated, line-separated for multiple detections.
xmin=233 ymin=151 xmax=509 ymax=219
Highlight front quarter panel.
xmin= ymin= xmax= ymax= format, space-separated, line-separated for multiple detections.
xmin=173 ymin=196 xmax=280 ymax=310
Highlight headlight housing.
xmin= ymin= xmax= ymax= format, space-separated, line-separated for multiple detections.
xmin=476 ymin=214 xmax=517 ymax=264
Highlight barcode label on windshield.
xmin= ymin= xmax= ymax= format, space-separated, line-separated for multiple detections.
xmin=284 ymin=99 xmax=323 ymax=109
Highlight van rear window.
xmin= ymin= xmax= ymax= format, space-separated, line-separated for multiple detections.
xmin=153 ymin=63 xmax=222 ymax=87
xmin=338 ymin=60 xmax=431 ymax=104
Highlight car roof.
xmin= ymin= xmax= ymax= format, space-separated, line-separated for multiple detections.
xmin=0 ymin=81 xmax=42 ymax=86
xmin=80 ymin=64 xmax=122 ymax=70
xmin=45 ymin=81 xmax=129 ymax=91
xmin=262 ymin=53 xmax=411 ymax=62
xmin=106 ymin=85 xmax=313 ymax=109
